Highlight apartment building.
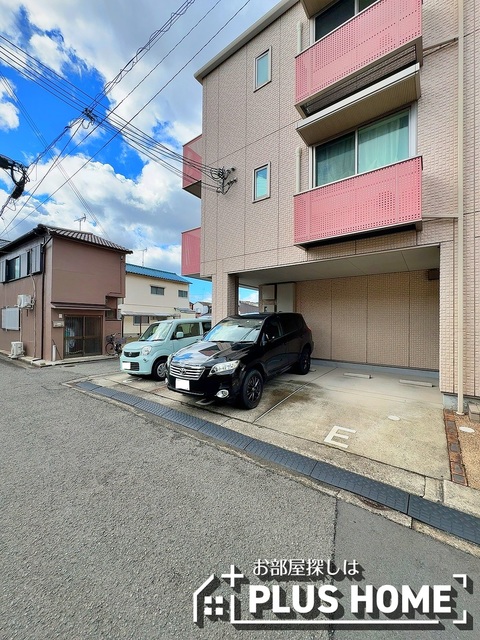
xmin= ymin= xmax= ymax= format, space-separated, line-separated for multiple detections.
xmin=180 ymin=0 xmax=478 ymax=409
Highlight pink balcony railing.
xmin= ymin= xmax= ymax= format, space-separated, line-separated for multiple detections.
xmin=296 ymin=0 xmax=422 ymax=108
xmin=181 ymin=227 xmax=201 ymax=277
xmin=182 ymin=135 xmax=202 ymax=193
xmin=294 ymin=157 xmax=422 ymax=244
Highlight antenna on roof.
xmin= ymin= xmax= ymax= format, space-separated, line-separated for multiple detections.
xmin=74 ymin=214 xmax=86 ymax=231
xmin=139 ymin=247 xmax=147 ymax=266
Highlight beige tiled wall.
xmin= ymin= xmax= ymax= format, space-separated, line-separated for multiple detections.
xmin=297 ymin=271 xmax=439 ymax=370
xmin=199 ymin=0 xmax=478 ymax=396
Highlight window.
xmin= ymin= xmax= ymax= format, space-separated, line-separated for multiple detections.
xmin=314 ymin=110 xmax=410 ymax=187
xmin=178 ymin=290 xmax=188 ymax=298
xmin=253 ymin=164 xmax=270 ymax=201
xmin=254 ymin=49 xmax=271 ymax=90
xmin=151 ymin=286 xmax=165 ymax=296
xmin=133 ymin=315 xmax=150 ymax=325
xmin=314 ymin=0 xmax=376 ymax=42
xmin=6 ymin=256 xmax=21 ymax=281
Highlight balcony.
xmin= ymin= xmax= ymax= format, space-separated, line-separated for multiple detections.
xmin=181 ymin=227 xmax=201 ymax=277
xmin=294 ymin=156 xmax=422 ymax=245
xmin=182 ymin=135 xmax=202 ymax=198
xmin=296 ymin=0 xmax=422 ymax=117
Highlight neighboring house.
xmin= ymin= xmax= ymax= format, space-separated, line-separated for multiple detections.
xmin=180 ymin=0 xmax=479 ymax=409
xmin=239 ymin=300 xmax=259 ymax=315
xmin=0 ymin=224 xmax=131 ymax=361
xmin=120 ymin=263 xmax=192 ymax=336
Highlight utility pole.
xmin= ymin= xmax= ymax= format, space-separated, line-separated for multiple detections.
xmin=139 ymin=248 xmax=147 ymax=266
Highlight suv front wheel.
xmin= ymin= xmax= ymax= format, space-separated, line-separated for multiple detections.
xmin=238 ymin=369 xmax=264 ymax=409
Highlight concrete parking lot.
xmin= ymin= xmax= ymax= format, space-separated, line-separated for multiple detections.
xmin=95 ymin=361 xmax=449 ymax=493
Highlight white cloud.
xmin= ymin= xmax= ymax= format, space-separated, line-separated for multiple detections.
xmin=29 ymin=33 xmax=68 ymax=75
xmin=0 ymin=97 xmax=19 ymax=130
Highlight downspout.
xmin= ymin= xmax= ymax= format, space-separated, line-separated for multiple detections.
xmin=296 ymin=21 xmax=303 ymax=55
xmin=295 ymin=147 xmax=302 ymax=193
xmin=456 ymin=0 xmax=464 ymax=414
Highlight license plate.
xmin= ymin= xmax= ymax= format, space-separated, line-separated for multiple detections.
xmin=175 ymin=378 xmax=189 ymax=390
xmin=122 ymin=362 xmax=131 ymax=370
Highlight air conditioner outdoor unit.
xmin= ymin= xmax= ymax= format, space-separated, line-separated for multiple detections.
xmin=17 ymin=294 xmax=32 ymax=308
xmin=10 ymin=341 xmax=24 ymax=358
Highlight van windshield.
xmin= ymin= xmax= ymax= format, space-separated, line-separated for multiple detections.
xmin=140 ymin=321 xmax=172 ymax=341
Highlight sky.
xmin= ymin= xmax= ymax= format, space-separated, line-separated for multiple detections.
xmin=0 ymin=0 xmax=280 ymax=303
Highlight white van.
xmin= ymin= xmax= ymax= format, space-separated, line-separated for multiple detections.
xmin=119 ymin=317 xmax=211 ymax=380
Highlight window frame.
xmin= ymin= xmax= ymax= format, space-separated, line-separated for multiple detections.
xmin=252 ymin=163 xmax=271 ymax=202
xmin=254 ymin=47 xmax=272 ymax=91
xmin=178 ymin=289 xmax=188 ymax=299
xmin=150 ymin=285 xmax=165 ymax=296
xmin=311 ymin=107 xmax=415 ymax=189
xmin=5 ymin=256 xmax=21 ymax=282
xmin=133 ymin=315 xmax=150 ymax=326
xmin=311 ymin=0 xmax=378 ymax=44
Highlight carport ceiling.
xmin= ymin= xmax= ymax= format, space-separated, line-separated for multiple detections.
xmin=238 ymin=246 xmax=440 ymax=287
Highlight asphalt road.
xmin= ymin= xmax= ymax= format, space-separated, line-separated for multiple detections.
xmin=1 ymin=357 xmax=479 ymax=639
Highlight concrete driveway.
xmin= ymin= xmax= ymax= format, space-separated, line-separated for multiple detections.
xmin=102 ymin=361 xmax=449 ymax=486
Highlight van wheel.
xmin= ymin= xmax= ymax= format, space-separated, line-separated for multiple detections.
xmin=238 ymin=369 xmax=263 ymax=409
xmin=294 ymin=347 xmax=311 ymax=375
xmin=152 ymin=357 xmax=167 ymax=381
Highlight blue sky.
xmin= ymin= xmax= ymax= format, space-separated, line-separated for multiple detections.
xmin=0 ymin=0 xmax=279 ymax=303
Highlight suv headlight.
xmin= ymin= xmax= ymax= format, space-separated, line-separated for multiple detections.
xmin=209 ymin=360 xmax=240 ymax=376
xmin=141 ymin=346 xmax=152 ymax=355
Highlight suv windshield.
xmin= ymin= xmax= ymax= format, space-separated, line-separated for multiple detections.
xmin=204 ymin=317 xmax=263 ymax=343
xmin=140 ymin=321 xmax=172 ymax=341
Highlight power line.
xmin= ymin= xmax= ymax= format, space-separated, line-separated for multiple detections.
xmin=2 ymin=0 xmax=251 ymax=232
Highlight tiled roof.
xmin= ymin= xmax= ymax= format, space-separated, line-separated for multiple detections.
xmin=39 ymin=225 xmax=132 ymax=253
xmin=0 ymin=225 xmax=132 ymax=254
xmin=126 ymin=263 xmax=190 ymax=284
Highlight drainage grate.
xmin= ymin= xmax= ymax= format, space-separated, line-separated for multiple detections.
xmin=76 ymin=381 xmax=100 ymax=391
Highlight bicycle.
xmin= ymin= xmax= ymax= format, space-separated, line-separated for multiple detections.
xmin=105 ymin=333 xmax=124 ymax=356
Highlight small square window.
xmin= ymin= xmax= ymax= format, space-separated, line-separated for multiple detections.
xmin=255 ymin=49 xmax=271 ymax=90
xmin=178 ymin=290 xmax=188 ymax=298
xmin=151 ymin=286 xmax=165 ymax=296
xmin=253 ymin=164 xmax=270 ymax=201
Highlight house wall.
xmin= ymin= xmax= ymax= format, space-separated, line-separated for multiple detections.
xmin=0 ymin=271 xmax=44 ymax=359
xmin=124 ymin=274 xmax=188 ymax=314
xmin=198 ymin=0 xmax=479 ymax=399
xmin=50 ymin=238 xmax=125 ymax=303
xmin=121 ymin=273 xmax=190 ymax=337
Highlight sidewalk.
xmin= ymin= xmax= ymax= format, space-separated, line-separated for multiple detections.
xmin=70 ymin=360 xmax=480 ymax=549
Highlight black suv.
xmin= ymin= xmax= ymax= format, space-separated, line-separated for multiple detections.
xmin=166 ymin=312 xmax=313 ymax=409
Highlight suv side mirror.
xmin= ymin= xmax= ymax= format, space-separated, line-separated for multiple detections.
xmin=175 ymin=331 xmax=184 ymax=339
